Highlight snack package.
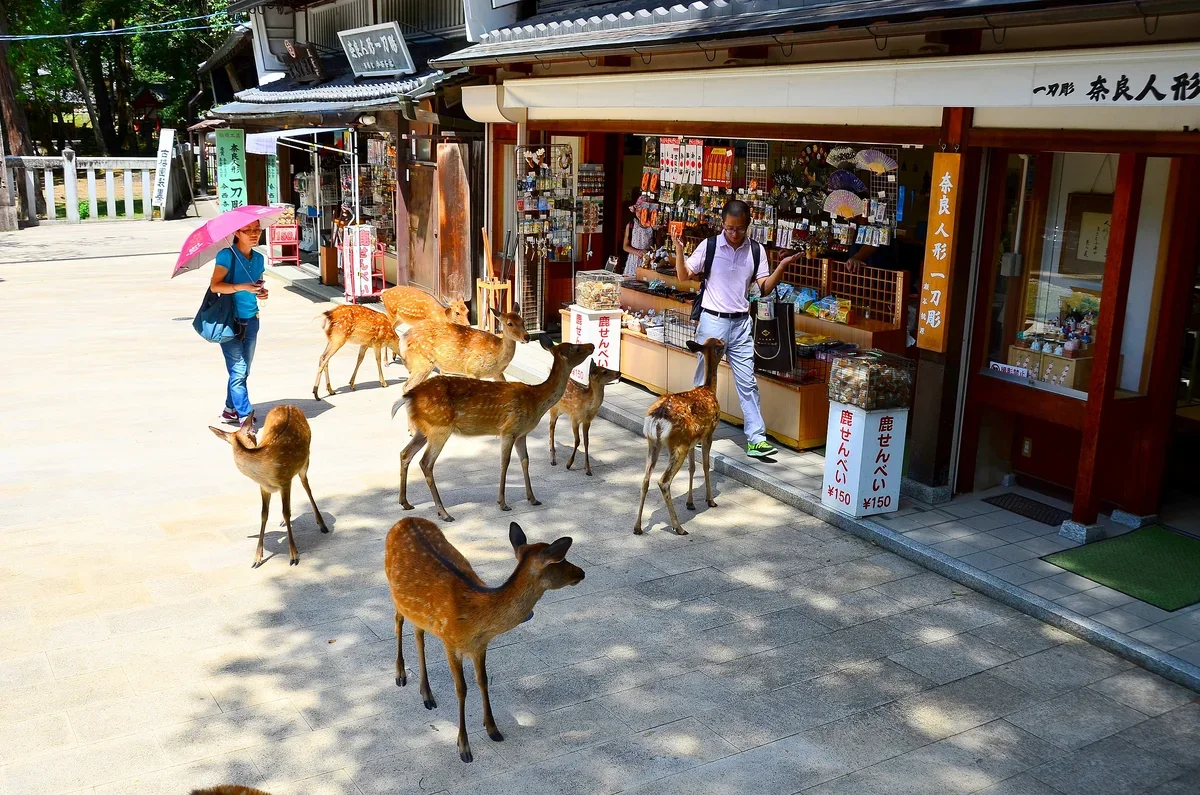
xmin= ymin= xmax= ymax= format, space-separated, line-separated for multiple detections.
xmin=827 ymin=350 xmax=914 ymax=410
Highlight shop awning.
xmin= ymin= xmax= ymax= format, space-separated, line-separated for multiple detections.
xmin=245 ymin=127 xmax=347 ymax=155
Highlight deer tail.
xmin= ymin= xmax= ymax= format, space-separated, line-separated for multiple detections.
xmin=390 ymin=395 xmax=411 ymax=420
xmin=320 ymin=309 xmax=334 ymax=331
xmin=643 ymin=408 xmax=672 ymax=442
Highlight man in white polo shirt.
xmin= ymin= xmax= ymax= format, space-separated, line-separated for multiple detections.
xmin=672 ymin=199 xmax=797 ymax=458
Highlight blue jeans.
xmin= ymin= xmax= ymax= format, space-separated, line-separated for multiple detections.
xmin=693 ymin=313 xmax=766 ymax=444
xmin=220 ymin=316 xmax=259 ymax=420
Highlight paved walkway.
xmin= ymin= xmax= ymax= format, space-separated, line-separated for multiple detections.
xmin=1 ymin=216 xmax=1197 ymax=795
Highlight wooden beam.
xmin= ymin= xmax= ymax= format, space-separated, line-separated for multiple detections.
xmin=969 ymin=128 xmax=1200 ymax=156
xmin=505 ymin=63 xmax=534 ymax=75
xmin=529 ymin=118 xmax=939 ymax=146
xmin=1073 ymin=153 xmax=1146 ymax=524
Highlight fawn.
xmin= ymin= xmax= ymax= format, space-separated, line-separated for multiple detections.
xmin=400 ymin=305 xmax=528 ymax=394
xmin=385 ymin=517 xmax=583 ymax=763
xmin=381 ymin=285 xmax=470 ymax=328
xmin=391 ymin=336 xmax=595 ymax=522
xmin=209 ymin=406 xmax=329 ymax=567
xmin=634 ymin=338 xmax=725 ymax=536
xmin=548 ymin=359 xmax=621 ymax=476
xmin=312 ymin=304 xmax=401 ymax=400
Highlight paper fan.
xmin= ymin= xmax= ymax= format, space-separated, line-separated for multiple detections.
xmin=855 ymin=149 xmax=898 ymax=174
xmin=826 ymin=146 xmax=857 ymax=168
xmin=826 ymin=169 xmax=866 ymax=194
xmin=824 ymin=190 xmax=864 ymax=219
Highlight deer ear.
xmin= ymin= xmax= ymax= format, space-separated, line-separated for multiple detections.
xmin=509 ymin=522 xmax=527 ymax=551
xmin=539 ymin=335 xmax=555 ymax=352
xmin=208 ymin=426 xmax=233 ymax=443
xmin=588 ymin=359 xmax=597 ymax=375
xmin=489 ymin=307 xmax=500 ymax=319
xmin=512 ymin=302 xmax=521 ymax=314
xmin=543 ymin=537 xmax=573 ymax=562
xmin=685 ymin=340 xmax=702 ymax=352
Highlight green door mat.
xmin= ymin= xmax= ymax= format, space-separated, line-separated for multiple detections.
xmin=1043 ymin=525 xmax=1200 ymax=612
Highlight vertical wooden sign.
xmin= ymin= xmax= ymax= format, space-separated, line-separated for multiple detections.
xmin=916 ymin=152 xmax=964 ymax=353
xmin=215 ymin=129 xmax=247 ymax=213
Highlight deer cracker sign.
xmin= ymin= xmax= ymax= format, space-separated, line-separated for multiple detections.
xmin=338 ymin=22 xmax=415 ymax=78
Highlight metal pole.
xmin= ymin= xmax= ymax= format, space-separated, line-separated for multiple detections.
xmin=352 ymin=127 xmax=361 ymax=225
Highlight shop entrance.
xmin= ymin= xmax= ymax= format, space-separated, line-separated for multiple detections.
xmin=1159 ymin=250 xmax=1200 ymax=538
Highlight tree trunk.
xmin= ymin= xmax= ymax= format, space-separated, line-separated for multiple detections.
xmin=65 ymin=38 xmax=108 ymax=156
xmin=111 ymin=35 xmax=136 ymax=153
xmin=84 ymin=44 xmax=118 ymax=154
xmin=0 ymin=10 xmax=35 ymax=156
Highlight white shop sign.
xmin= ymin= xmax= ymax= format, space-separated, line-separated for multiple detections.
xmin=341 ymin=224 xmax=377 ymax=302
xmin=568 ymin=305 xmax=622 ymax=384
xmin=151 ymin=128 xmax=176 ymax=211
xmin=822 ymin=402 xmax=909 ymax=518
xmin=989 ymin=361 xmax=1028 ymax=378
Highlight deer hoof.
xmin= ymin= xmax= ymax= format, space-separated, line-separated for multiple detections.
xmin=586 ymin=470 xmax=593 ymax=476
xmin=686 ymin=501 xmax=696 ymax=511
xmin=673 ymin=526 xmax=689 ymax=536
xmin=290 ymin=557 xmax=299 ymax=566
xmin=707 ymin=499 xmax=718 ymax=508
xmin=529 ymin=498 xmax=542 ymax=506
xmin=459 ymin=747 xmax=474 ymax=764
xmin=633 ymin=527 xmax=644 ymax=535
xmin=439 ymin=514 xmax=455 ymax=523
xmin=401 ymin=501 xmax=415 ymax=511
xmin=395 ymin=673 xmax=407 ymax=687
xmin=312 ymin=389 xmax=321 ymax=401
xmin=423 ymin=695 xmax=437 ymax=710
xmin=319 ymin=525 xmax=330 ymax=534
xmin=499 ymin=504 xmax=512 ymax=512
xmin=488 ymin=729 xmax=504 ymax=742
xmin=550 ymin=460 xmax=557 ymax=466
xmin=251 ymin=559 xmax=263 ymax=569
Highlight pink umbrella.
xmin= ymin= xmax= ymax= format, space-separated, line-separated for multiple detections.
xmin=171 ymin=205 xmax=286 ymax=278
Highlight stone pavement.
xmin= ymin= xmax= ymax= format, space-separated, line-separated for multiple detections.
xmin=1 ymin=213 xmax=1198 ymax=795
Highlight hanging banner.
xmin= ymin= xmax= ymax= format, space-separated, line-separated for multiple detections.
xmin=215 ymin=129 xmax=247 ymax=213
xmin=916 ymin=152 xmax=964 ymax=353
xmin=265 ymin=154 xmax=279 ymax=205
xmin=151 ymin=128 xmax=176 ymax=214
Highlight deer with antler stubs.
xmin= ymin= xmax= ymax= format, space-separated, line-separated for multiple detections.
xmin=312 ymin=304 xmax=401 ymax=400
xmin=381 ymin=285 xmax=470 ymax=329
xmin=210 ymin=406 xmax=329 ymax=567
xmin=400 ymin=305 xmax=528 ymax=394
xmin=391 ymin=337 xmax=595 ymax=522
xmin=385 ymin=517 xmax=583 ymax=763
xmin=634 ymin=338 xmax=725 ymax=536
xmin=548 ymin=359 xmax=621 ymax=476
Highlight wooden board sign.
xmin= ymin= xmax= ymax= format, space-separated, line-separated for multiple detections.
xmin=916 ymin=152 xmax=964 ymax=353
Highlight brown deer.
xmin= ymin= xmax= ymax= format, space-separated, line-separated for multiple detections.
xmin=399 ymin=305 xmax=528 ymax=394
xmin=385 ymin=517 xmax=584 ymax=763
xmin=391 ymin=337 xmax=595 ymax=522
xmin=312 ymin=304 xmax=401 ymax=400
xmin=381 ymin=285 xmax=470 ymax=329
xmin=634 ymin=338 xmax=725 ymax=536
xmin=548 ymin=359 xmax=621 ymax=475
xmin=209 ymin=407 xmax=329 ymax=567
xmin=190 ymin=788 xmax=272 ymax=795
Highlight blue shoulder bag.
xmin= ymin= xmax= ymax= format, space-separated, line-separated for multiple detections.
xmin=192 ymin=248 xmax=242 ymax=343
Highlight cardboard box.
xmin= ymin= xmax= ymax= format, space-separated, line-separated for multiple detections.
xmin=319 ymin=246 xmax=339 ymax=286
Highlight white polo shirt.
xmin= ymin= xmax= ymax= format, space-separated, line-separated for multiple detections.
xmin=685 ymin=234 xmax=768 ymax=314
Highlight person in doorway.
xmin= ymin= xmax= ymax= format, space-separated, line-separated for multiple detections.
xmin=672 ymin=199 xmax=799 ymax=458
xmin=209 ymin=220 xmax=268 ymax=426
xmin=623 ymin=196 xmax=658 ymax=277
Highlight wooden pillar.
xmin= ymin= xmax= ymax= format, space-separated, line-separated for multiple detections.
xmin=1072 ymin=153 xmax=1146 ymax=525
xmin=394 ymin=117 xmax=411 ymax=286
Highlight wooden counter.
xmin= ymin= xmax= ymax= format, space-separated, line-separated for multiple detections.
xmin=793 ymin=315 xmax=908 ymax=355
xmin=635 ymin=266 xmax=702 ymax=292
xmin=620 ymin=286 xmax=692 ymax=315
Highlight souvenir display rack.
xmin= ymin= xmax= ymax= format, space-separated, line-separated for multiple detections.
xmin=515 ymin=144 xmax=575 ymax=331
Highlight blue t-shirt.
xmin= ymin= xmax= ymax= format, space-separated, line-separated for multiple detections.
xmin=216 ymin=247 xmax=265 ymax=319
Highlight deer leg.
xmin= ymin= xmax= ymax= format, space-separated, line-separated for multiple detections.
xmin=497 ymin=435 xmax=515 ymax=512
xmin=394 ymin=612 xmax=406 ymax=686
xmin=374 ymin=345 xmax=387 ymax=388
xmin=659 ymin=447 xmax=690 ymax=535
xmin=494 ymin=372 xmax=507 ymax=382
xmin=281 ymin=483 xmax=299 ymax=565
xmin=633 ymin=441 xmax=661 ymax=535
xmin=686 ymin=446 xmax=697 ymax=511
xmin=313 ymin=338 xmax=342 ymax=400
xmin=420 ymin=432 xmax=453 ymax=522
xmin=299 ymin=463 xmax=328 ymax=533
xmin=515 ymin=435 xmax=539 ymax=506
xmin=566 ymin=419 xmax=580 ymax=471
xmin=348 ymin=345 xmax=369 ymax=391
xmin=402 ymin=359 xmax=433 ymax=393
xmin=472 ymin=649 xmax=503 ymax=742
xmin=447 ymin=651 xmax=473 ymax=763
xmin=414 ymin=627 xmax=436 ymax=709
xmin=548 ymin=409 xmax=559 ymax=466
xmin=702 ymin=434 xmax=717 ymax=508
xmin=399 ymin=431 xmax=428 ymax=509
xmin=582 ymin=419 xmax=593 ymax=476
xmin=253 ymin=488 xmax=270 ymax=567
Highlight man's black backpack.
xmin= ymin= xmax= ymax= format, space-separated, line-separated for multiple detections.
xmin=689 ymin=235 xmax=764 ymax=322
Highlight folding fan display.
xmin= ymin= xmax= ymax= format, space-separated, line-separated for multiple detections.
xmin=824 ymin=190 xmax=865 ymax=219
xmin=826 ymin=169 xmax=867 ymax=194
xmin=826 ymin=146 xmax=857 ymax=168
xmin=855 ymin=149 xmax=899 ymax=174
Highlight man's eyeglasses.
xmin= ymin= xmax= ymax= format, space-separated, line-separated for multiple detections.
xmin=722 ymin=225 xmax=748 ymax=234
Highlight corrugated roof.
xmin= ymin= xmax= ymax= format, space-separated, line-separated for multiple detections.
xmin=429 ymin=0 xmax=1153 ymax=67
xmin=199 ymin=24 xmax=252 ymax=75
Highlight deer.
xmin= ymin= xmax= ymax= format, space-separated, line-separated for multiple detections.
xmin=548 ymin=359 xmax=621 ymax=476
xmin=399 ymin=305 xmax=528 ymax=394
xmin=209 ymin=406 xmax=329 ymax=567
xmin=381 ymin=285 xmax=470 ymax=329
xmin=385 ymin=517 xmax=584 ymax=763
xmin=634 ymin=338 xmax=726 ymax=536
xmin=390 ymin=337 xmax=595 ymax=522
xmin=190 ymin=788 xmax=272 ymax=795
xmin=312 ymin=304 xmax=401 ymax=400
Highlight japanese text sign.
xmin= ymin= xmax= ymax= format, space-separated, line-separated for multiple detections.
xmin=1031 ymin=64 xmax=1200 ymax=106
xmin=151 ymin=128 xmax=175 ymax=211
xmin=821 ymin=402 xmax=909 ymax=518
xmin=568 ymin=305 xmax=623 ymax=384
xmin=338 ymin=23 xmax=415 ymax=78
xmin=916 ymin=152 xmax=963 ymax=353
xmin=215 ymin=129 xmax=247 ymax=214
xmin=282 ymin=40 xmax=325 ymax=84
xmin=265 ymin=154 xmax=279 ymax=206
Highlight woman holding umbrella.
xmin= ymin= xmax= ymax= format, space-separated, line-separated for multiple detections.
xmin=209 ymin=220 xmax=268 ymax=425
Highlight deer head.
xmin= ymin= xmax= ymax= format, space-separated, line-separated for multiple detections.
xmin=686 ymin=337 xmax=725 ymax=386
xmin=209 ymin=415 xmax=258 ymax=449
xmin=508 ymin=522 xmax=584 ymax=590
xmin=540 ymin=335 xmax=595 ymax=370
xmin=489 ymin=305 xmax=530 ymax=343
xmin=588 ymin=359 xmax=622 ymax=387
xmin=445 ymin=293 xmax=470 ymax=325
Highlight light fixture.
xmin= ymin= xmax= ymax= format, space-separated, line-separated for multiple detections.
xmin=359 ymin=113 xmax=377 ymax=126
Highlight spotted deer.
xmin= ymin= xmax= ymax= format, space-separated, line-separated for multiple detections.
xmin=385 ymin=517 xmax=584 ymax=763
xmin=381 ymin=285 xmax=470 ymax=329
xmin=634 ymin=338 xmax=725 ymax=535
xmin=312 ymin=304 xmax=401 ymax=400
xmin=209 ymin=406 xmax=329 ymax=566
xmin=390 ymin=337 xmax=595 ymax=522
xmin=548 ymin=359 xmax=621 ymax=476
xmin=400 ymin=305 xmax=528 ymax=394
